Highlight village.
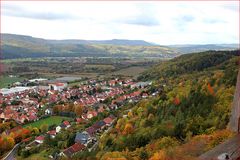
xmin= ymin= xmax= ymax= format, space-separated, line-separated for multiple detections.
xmin=0 ymin=76 xmax=155 ymax=159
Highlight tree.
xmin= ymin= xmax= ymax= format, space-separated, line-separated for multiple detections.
xmin=40 ymin=124 xmax=48 ymax=133
xmin=140 ymin=150 xmax=149 ymax=160
xmin=127 ymin=111 xmax=133 ymax=118
xmin=21 ymin=128 xmax=31 ymax=139
xmin=149 ymin=150 xmax=168 ymax=160
xmin=0 ymin=136 xmax=15 ymax=151
xmin=116 ymin=118 xmax=125 ymax=132
xmin=123 ymin=123 xmax=134 ymax=135
xmin=74 ymin=105 xmax=83 ymax=116
xmin=207 ymin=83 xmax=215 ymax=96
xmin=32 ymin=127 xmax=39 ymax=135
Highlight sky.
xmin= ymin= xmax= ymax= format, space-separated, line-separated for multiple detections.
xmin=1 ymin=1 xmax=239 ymax=45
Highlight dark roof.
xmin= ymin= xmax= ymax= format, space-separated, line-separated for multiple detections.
xmin=92 ymin=120 xmax=106 ymax=130
xmin=98 ymin=120 xmax=106 ymax=127
xmin=75 ymin=132 xmax=90 ymax=144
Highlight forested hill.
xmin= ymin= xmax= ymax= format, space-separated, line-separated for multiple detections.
xmin=139 ymin=50 xmax=239 ymax=80
xmin=91 ymin=50 xmax=240 ymax=160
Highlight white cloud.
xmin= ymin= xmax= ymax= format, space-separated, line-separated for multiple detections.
xmin=1 ymin=1 xmax=239 ymax=45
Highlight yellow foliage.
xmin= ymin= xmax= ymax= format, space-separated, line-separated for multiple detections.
xmin=101 ymin=151 xmax=127 ymax=160
xmin=123 ymin=123 xmax=134 ymax=135
xmin=128 ymin=111 xmax=133 ymax=118
xmin=149 ymin=150 xmax=168 ymax=160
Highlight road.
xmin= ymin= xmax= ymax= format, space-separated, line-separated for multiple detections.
xmin=3 ymin=143 xmax=20 ymax=160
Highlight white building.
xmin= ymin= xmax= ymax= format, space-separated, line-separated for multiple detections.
xmin=0 ymin=86 xmax=35 ymax=96
xmin=48 ymin=83 xmax=67 ymax=91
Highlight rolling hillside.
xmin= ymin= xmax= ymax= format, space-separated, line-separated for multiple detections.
xmin=0 ymin=34 xmax=179 ymax=59
xmin=169 ymin=44 xmax=239 ymax=54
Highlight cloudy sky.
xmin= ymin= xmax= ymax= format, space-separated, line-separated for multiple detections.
xmin=1 ymin=1 xmax=239 ymax=45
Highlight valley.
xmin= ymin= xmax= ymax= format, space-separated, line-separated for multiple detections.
xmin=0 ymin=49 xmax=239 ymax=160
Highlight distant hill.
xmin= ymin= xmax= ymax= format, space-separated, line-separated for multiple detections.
xmin=0 ymin=34 xmax=179 ymax=59
xmin=168 ymin=44 xmax=239 ymax=53
xmin=49 ymin=39 xmax=156 ymax=46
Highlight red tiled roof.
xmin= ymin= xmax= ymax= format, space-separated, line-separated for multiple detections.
xmin=22 ymin=137 xmax=31 ymax=142
xmin=103 ymin=117 xmax=113 ymax=124
xmin=35 ymin=136 xmax=45 ymax=141
xmin=63 ymin=121 xmax=70 ymax=126
xmin=47 ymin=130 xmax=56 ymax=135
xmin=71 ymin=143 xmax=85 ymax=152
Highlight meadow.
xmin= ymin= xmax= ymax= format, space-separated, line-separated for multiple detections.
xmin=0 ymin=76 xmax=24 ymax=88
xmin=23 ymin=116 xmax=72 ymax=128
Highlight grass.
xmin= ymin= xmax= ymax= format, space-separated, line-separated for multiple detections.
xmin=17 ymin=150 xmax=49 ymax=160
xmin=23 ymin=116 xmax=72 ymax=128
xmin=0 ymin=76 xmax=24 ymax=88
xmin=110 ymin=66 xmax=148 ymax=78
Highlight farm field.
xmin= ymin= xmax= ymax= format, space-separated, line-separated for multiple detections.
xmin=23 ymin=116 xmax=72 ymax=128
xmin=0 ymin=76 xmax=24 ymax=88
xmin=109 ymin=66 xmax=148 ymax=78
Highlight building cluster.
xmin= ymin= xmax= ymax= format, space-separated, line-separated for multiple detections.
xmin=0 ymin=77 xmax=153 ymax=158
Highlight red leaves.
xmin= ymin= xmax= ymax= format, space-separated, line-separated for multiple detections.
xmin=174 ymin=97 xmax=181 ymax=105
xmin=207 ymin=83 xmax=215 ymax=96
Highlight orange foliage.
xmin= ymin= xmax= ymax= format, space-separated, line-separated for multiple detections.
xmin=207 ymin=83 xmax=215 ymax=96
xmin=149 ymin=150 xmax=168 ymax=160
xmin=173 ymin=97 xmax=180 ymax=105
xmin=0 ymin=136 xmax=15 ymax=151
xmin=123 ymin=123 xmax=134 ymax=135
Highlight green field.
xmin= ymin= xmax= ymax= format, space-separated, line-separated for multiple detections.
xmin=23 ymin=116 xmax=72 ymax=128
xmin=110 ymin=66 xmax=148 ymax=78
xmin=0 ymin=76 xmax=24 ymax=88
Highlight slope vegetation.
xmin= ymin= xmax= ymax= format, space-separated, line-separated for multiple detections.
xmin=87 ymin=50 xmax=239 ymax=160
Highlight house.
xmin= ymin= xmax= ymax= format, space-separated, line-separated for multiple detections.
xmin=92 ymin=120 xmax=106 ymax=132
xmin=61 ymin=143 xmax=85 ymax=158
xmin=97 ymin=106 xmax=105 ymax=113
xmin=75 ymin=118 xmax=86 ymax=124
xmin=61 ymin=121 xmax=71 ymax=129
xmin=35 ymin=136 xmax=45 ymax=144
xmin=86 ymin=111 xmax=98 ymax=119
xmin=56 ymin=126 xmax=61 ymax=133
xmin=45 ymin=108 xmax=52 ymax=115
xmin=109 ymin=80 xmax=116 ymax=86
xmin=142 ymin=93 xmax=148 ymax=98
xmin=47 ymin=130 xmax=57 ymax=138
xmin=75 ymin=132 xmax=91 ymax=145
xmin=103 ymin=117 xmax=114 ymax=126
xmin=86 ymin=127 xmax=96 ymax=137
xmin=48 ymin=83 xmax=67 ymax=91
xmin=28 ymin=114 xmax=38 ymax=122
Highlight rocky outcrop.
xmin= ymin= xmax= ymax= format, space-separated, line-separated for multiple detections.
xmin=229 ymin=68 xmax=240 ymax=132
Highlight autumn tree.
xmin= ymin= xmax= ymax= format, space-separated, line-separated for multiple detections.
xmin=123 ymin=123 xmax=134 ymax=135
xmin=40 ymin=124 xmax=49 ymax=133
xmin=32 ymin=127 xmax=39 ymax=135
xmin=74 ymin=105 xmax=83 ymax=116
xmin=0 ymin=136 xmax=15 ymax=152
